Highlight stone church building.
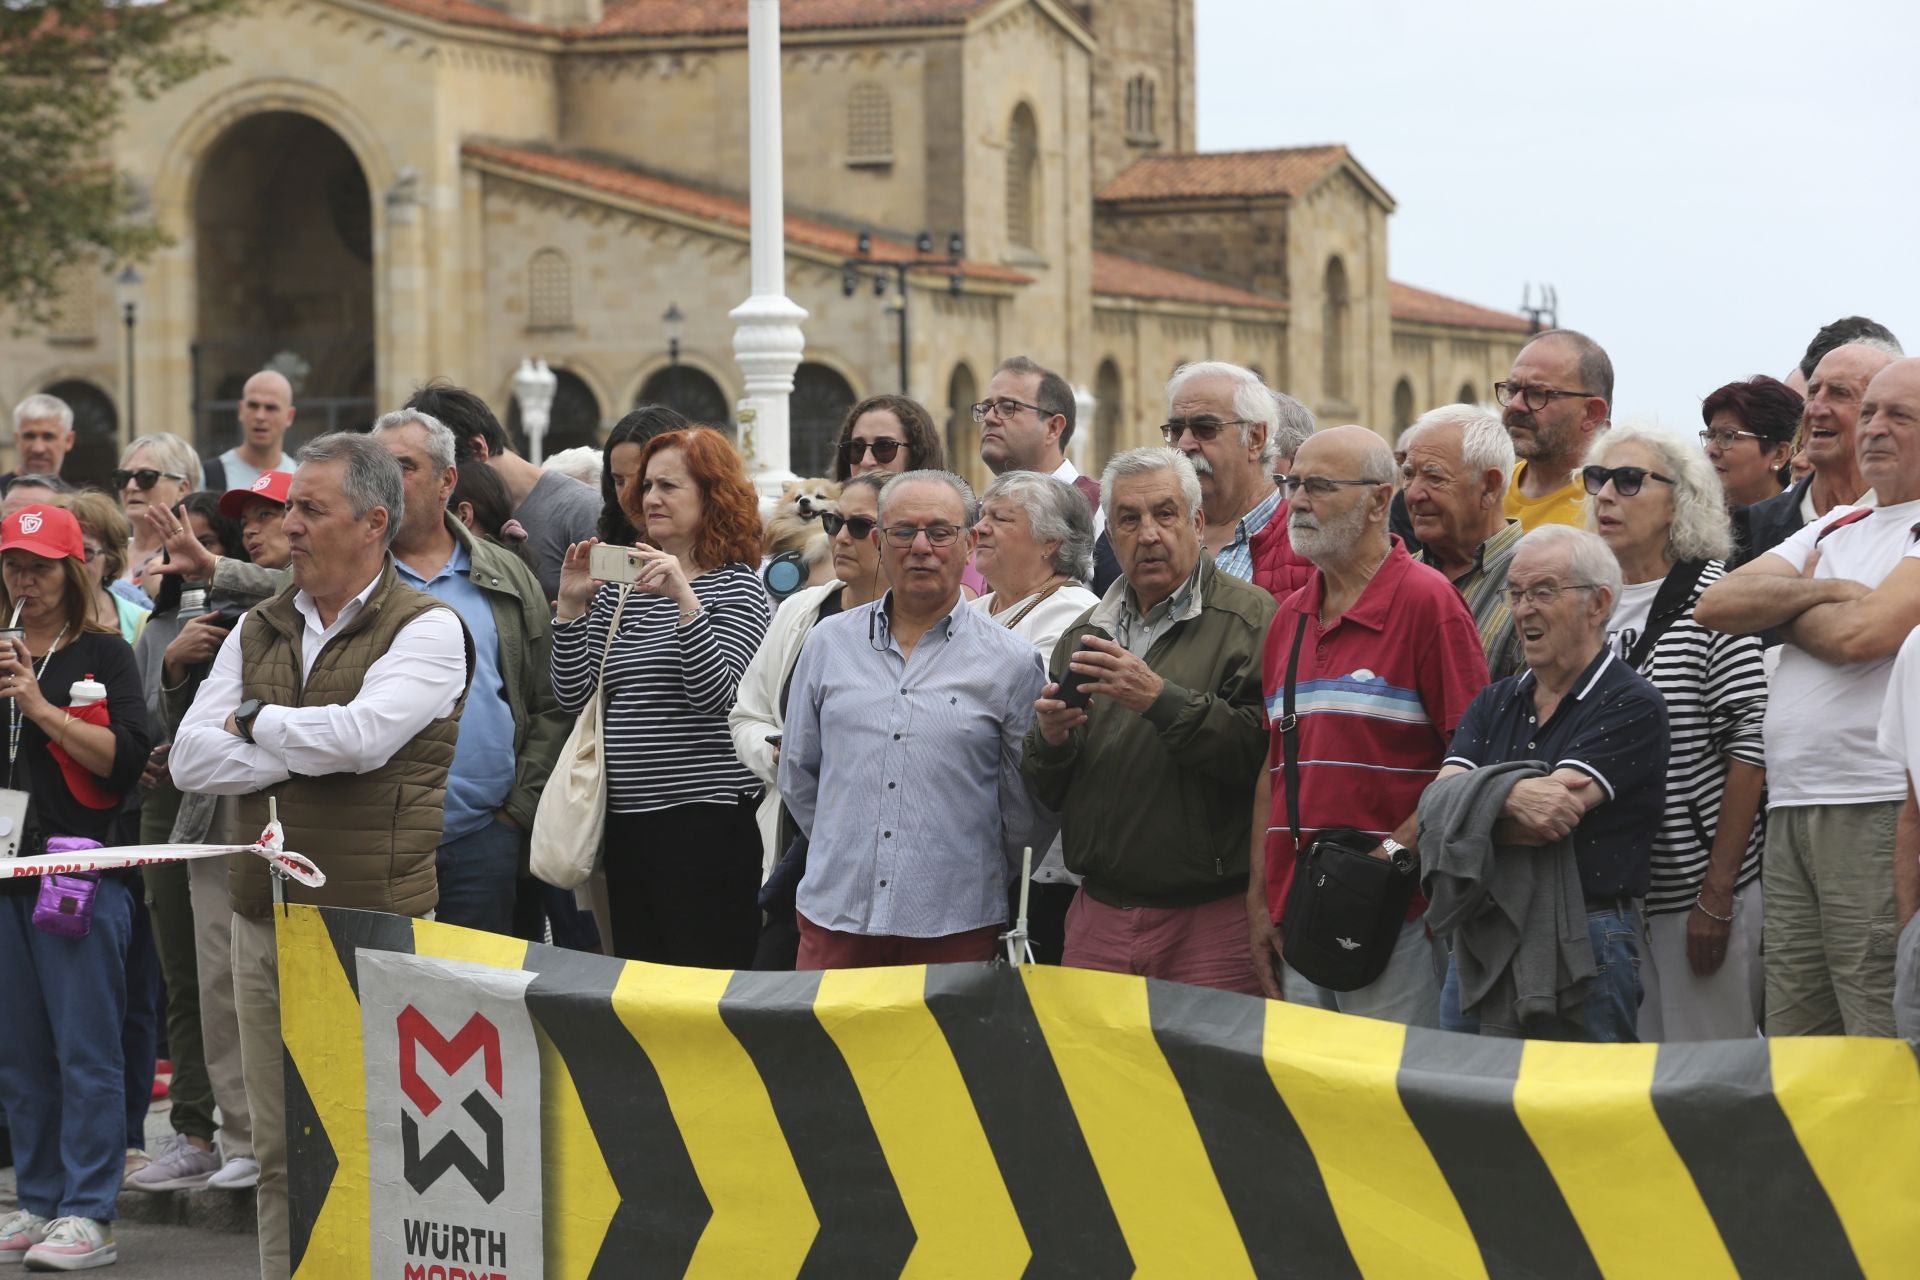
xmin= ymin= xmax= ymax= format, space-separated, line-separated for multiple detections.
xmin=1 ymin=0 xmax=1532 ymax=489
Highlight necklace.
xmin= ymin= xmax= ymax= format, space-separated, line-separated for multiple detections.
xmin=8 ymin=625 xmax=70 ymax=788
xmin=998 ymin=577 xmax=1067 ymax=631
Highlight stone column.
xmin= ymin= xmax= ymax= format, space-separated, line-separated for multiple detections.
xmin=729 ymin=0 xmax=807 ymax=504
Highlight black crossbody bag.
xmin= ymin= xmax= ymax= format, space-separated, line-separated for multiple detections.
xmin=1276 ymin=617 xmax=1421 ymax=992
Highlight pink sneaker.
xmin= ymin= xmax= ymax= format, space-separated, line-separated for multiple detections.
xmin=21 ymin=1216 xmax=115 ymax=1271
xmin=0 ymin=1211 xmax=50 ymax=1263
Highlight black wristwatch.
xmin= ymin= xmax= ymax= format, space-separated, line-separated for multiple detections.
xmin=235 ymin=698 xmax=264 ymax=744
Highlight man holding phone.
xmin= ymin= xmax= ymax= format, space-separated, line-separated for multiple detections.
xmin=1024 ymin=447 xmax=1276 ymax=993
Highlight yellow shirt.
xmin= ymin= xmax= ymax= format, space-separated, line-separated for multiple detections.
xmin=1504 ymin=462 xmax=1587 ymax=532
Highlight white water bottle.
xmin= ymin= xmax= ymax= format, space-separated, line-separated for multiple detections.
xmin=68 ymin=675 xmax=106 ymax=707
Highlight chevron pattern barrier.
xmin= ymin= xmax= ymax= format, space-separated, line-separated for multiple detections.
xmin=278 ymin=904 xmax=1920 ymax=1279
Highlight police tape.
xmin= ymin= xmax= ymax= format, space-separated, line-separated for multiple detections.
xmin=280 ymin=905 xmax=1920 ymax=1280
xmin=0 ymin=821 xmax=325 ymax=887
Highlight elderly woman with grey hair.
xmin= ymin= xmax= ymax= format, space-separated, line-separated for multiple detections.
xmin=1584 ymin=424 xmax=1768 ymax=1040
xmin=116 ymin=433 xmax=203 ymax=592
xmin=970 ymin=470 xmax=1098 ymax=964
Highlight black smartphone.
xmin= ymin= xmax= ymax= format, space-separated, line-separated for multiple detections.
xmin=765 ymin=732 xmax=783 ymax=747
xmin=1054 ymin=628 xmax=1111 ymax=710
xmin=205 ymin=605 xmax=247 ymax=630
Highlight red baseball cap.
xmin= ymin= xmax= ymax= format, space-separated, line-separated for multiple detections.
xmin=0 ymin=505 xmax=85 ymax=562
xmin=219 ymin=469 xmax=293 ymax=518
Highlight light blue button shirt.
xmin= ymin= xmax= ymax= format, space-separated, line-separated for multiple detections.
xmin=395 ymin=542 xmax=514 ymax=842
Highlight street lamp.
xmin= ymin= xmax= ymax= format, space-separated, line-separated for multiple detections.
xmin=840 ymin=229 xmax=964 ymax=397
xmin=115 ymin=267 xmax=142 ymax=434
xmin=511 ymin=357 xmax=558 ymax=465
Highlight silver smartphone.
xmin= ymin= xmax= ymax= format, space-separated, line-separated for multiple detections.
xmin=589 ymin=543 xmax=643 ymax=584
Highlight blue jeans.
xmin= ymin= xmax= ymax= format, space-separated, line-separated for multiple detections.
xmin=434 ymin=816 xmax=523 ymax=935
xmin=122 ymin=891 xmax=161 ymax=1149
xmin=1441 ymin=903 xmax=1644 ymax=1042
xmin=0 ymin=879 xmax=134 ymax=1221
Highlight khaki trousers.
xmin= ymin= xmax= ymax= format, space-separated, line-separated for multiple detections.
xmin=1764 ymin=802 xmax=1900 ymax=1037
xmin=191 ymin=853 xmax=251 ymax=1161
xmin=231 ymin=913 xmax=287 ymax=1280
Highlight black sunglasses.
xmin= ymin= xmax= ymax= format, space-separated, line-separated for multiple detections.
xmin=820 ymin=512 xmax=879 ymax=539
xmin=840 ymin=438 xmax=905 ymax=466
xmin=113 ymin=468 xmax=187 ymax=491
xmin=1581 ymin=465 xmax=1676 ymax=498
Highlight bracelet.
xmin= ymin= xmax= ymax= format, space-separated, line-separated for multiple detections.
xmin=1692 ymin=893 xmax=1734 ymax=924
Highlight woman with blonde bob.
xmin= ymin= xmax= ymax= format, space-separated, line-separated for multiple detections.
xmin=1583 ymin=425 xmax=1767 ymax=1039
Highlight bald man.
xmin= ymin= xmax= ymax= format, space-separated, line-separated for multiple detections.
xmin=1248 ymin=426 xmax=1488 ymax=1023
xmin=204 ymin=370 xmax=298 ymax=493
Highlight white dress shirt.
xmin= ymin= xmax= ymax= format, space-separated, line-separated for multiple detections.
xmin=170 ymin=573 xmax=468 ymax=795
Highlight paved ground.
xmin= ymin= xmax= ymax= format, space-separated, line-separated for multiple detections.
xmin=2 ymin=1096 xmax=261 ymax=1278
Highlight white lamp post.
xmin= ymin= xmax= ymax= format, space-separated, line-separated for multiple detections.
xmin=511 ymin=357 xmax=558 ymax=465
xmin=730 ymin=0 xmax=807 ymax=505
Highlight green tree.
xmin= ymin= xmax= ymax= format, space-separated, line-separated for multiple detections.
xmin=1 ymin=0 xmax=240 ymax=327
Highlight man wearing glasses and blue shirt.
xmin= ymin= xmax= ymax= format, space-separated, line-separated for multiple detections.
xmin=780 ymin=469 xmax=1050 ymax=968
xmin=1496 ymin=330 xmax=1615 ymax=532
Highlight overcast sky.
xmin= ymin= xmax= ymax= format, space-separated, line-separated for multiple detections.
xmin=1194 ymin=0 xmax=1920 ymax=428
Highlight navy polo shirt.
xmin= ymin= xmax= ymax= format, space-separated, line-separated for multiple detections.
xmin=1442 ymin=649 xmax=1668 ymax=900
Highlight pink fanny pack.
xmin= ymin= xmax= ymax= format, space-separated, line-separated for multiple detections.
xmin=32 ymin=836 xmax=103 ymax=939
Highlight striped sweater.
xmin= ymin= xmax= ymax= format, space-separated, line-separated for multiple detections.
xmin=1608 ymin=560 xmax=1767 ymax=916
xmin=552 ymin=563 xmax=771 ymax=814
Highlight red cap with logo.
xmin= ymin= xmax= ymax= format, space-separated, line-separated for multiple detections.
xmin=219 ymin=469 xmax=293 ymax=519
xmin=0 ymin=504 xmax=86 ymax=562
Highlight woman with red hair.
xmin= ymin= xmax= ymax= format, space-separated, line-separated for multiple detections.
xmin=552 ymin=428 xmax=772 ymax=965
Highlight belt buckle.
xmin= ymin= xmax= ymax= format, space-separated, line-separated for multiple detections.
xmin=1277 ymin=713 xmax=1297 ymax=732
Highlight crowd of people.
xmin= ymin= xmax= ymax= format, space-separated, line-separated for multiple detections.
xmin=0 ymin=312 xmax=1916 ymax=1272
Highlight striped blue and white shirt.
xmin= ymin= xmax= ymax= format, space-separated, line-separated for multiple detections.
xmin=780 ymin=592 xmax=1050 ymax=938
xmin=1212 ymin=486 xmax=1283 ymax=583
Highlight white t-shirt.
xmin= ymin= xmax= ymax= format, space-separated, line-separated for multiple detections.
xmin=1606 ymin=577 xmax=1662 ymax=660
xmin=1765 ymin=497 xmax=1920 ymax=807
xmin=1877 ymin=627 xmax=1920 ymax=789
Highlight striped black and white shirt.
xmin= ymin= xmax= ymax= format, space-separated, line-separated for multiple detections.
xmin=1606 ymin=560 xmax=1767 ymax=916
xmin=552 ymin=564 xmax=771 ymax=814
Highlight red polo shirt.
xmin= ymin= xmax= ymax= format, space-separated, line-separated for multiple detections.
xmin=1261 ymin=541 xmax=1488 ymax=923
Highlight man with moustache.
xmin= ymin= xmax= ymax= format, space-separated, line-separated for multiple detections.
xmin=1495 ymin=330 xmax=1614 ymax=531
xmin=1247 ymin=427 xmax=1487 ymax=1020
xmin=1738 ymin=341 xmax=1900 ymax=565
xmin=1158 ymin=362 xmax=1282 ymax=584
xmin=1026 ymin=447 xmax=1275 ymax=992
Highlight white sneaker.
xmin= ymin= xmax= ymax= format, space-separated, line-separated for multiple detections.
xmin=205 ymin=1156 xmax=260 ymax=1191
xmin=0 ymin=1211 xmax=50 ymax=1264
xmin=21 ymin=1216 xmax=115 ymax=1271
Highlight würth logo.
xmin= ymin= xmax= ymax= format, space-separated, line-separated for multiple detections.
xmin=397 ymin=1006 xmax=506 ymax=1203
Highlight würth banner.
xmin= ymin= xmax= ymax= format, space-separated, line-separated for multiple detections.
xmin=279 ymin=905 xmax=1918 ymax=1279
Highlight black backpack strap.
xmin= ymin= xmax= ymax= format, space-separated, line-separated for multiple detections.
xmin=1281 ymin=614 xmax=1311 ymax=849
xmin=1625 ymin=559 xmax=1709 ymax=669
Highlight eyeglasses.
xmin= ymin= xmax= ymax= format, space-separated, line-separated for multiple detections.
xmin=80 ymin=544 xmax=101 ymax=563
xmin=112 ymin=468 xmax=186 ymax=491
xmin=1280 ymin=475 xmax=1388 ymax=498
xmin=1504 ymin=582 xmax=1601 ymax=607
xmin=881 ymin=523 xmax=964 ymax=548
xmin=840 ymin=438 xmax=905 ymax=466
xmin=1494 ymin=382 xmax=1596 ymax=412
xmin=970 ymin=398 xmax=1048 ymax=424
xmin=1698 ymin=428 xmax=1768 ymax=450
xmin=1159 ymin=417 xmax=1256 ymax=444
xmin=1581 ymin=465 xmax=1676 ymax=497
xmin=820 ymin=512 xmax=879 ymax=539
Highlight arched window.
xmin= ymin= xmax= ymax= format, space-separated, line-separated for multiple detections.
xmin=1126 ymin=74 xmax=1157 ymax=142
xmin=946 ymin=362 xmax=978 ymax=475
xmin=1006 ymin=104 xmax=1039 ymax=250
xmin=41 ymin=379 xmax=118 ymax=490
xmin=1393 ymin=378 xmax=1416 ymax=437
xmin=1094 ymin=358 xmax=1123 ymax=468
xmin=1322 ymin=257 xmax=1349 ymax=401
xmin=527 ymin=248 xmax=572 ymax=330
xmin=507 ymin=366 xmax=601 ymax=456
xmin=846 ymin=82 xmax=893 ymax=166
xmin=1457 ymin=381 xmax=1478 ymax=405
xmin=791 ymin=362 xmax=857 ymax=477
xmin=638 ymin=366 xmax=732 ymax=431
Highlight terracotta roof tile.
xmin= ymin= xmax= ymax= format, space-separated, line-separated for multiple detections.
xmin=463 ymin=142 xmax=1029 ymax=283
xmin=367 ymin=0 xmax=996 ymax=38
xmin=1388 ymin=281 xmax=1532 ymax=334
xmin=1091 ymin=251 xmax=1284 ymax=311
xmin=1096 ymin=146 xmax=1350 ymax=202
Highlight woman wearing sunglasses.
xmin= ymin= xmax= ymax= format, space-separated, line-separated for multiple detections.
xmin=728 ymin=473 xmax=888 ymax=968
xmin=114 ymin=434 xmax=200 ymax=592
xmin=828 ymin=395 xmax=945 ymax=483
xmin=1584 ymin=427 xmax=1768 ymax=1040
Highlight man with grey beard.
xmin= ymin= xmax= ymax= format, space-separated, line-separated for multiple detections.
xmin=1248 ymin=427 xmax=1489 ymax=1021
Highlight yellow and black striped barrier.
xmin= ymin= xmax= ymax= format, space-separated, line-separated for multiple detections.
xmin=279 ymin=904 xmax=1920 ymax=1279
